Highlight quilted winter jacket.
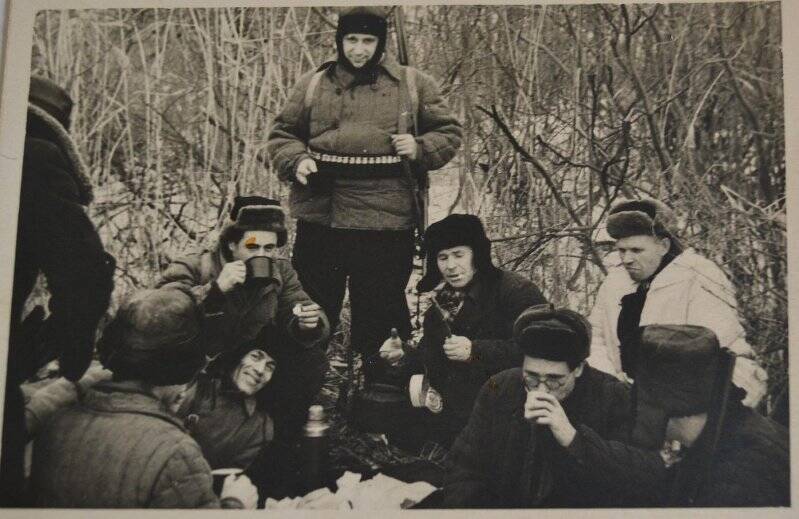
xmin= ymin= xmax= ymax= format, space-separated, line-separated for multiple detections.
xmin=587 ymin=249 xmax=767 ymax=407
xmin=30 ymin=381 xmax=225 ymax=508
xmin=268 ymin=56 xmax=462 ymax=230
xmin=157 ymin=247 xmax=330 ymax=355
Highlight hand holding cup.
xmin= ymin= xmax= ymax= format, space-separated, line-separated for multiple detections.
xmin=217 ymin=261 xmax=246 ymax=293
xmin=220 ymin=472 xmax=258 ymax=509
xmin=524 ymin=390 xmax=577 ymax=447
xmin=524 ymin=390 xmax=576 ymax=447
xmin=294 ymin=302 xmax=321 ymax=330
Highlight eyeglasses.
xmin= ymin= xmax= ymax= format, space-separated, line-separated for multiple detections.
xmin=523 ymin=372 xmax=569 ymax=391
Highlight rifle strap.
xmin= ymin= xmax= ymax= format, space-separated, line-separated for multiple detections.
xmin=304 ymin=70 xmax=326 ymax=110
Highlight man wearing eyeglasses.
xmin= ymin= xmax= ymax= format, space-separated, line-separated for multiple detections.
xmin=442 ymin=305 xmax=667 ymax=508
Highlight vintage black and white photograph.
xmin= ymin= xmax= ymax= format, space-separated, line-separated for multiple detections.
xmin=0 ymin=0 xmax=792 ymax=512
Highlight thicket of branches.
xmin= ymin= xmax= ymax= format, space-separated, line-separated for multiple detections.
xmin=30 ymin=3 xmax=786 ymax=407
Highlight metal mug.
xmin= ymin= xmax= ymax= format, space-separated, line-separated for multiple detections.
xmin=245 ymin=256 xmax=276 ymax=286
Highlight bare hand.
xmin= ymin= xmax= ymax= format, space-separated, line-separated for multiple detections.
xmin=443 ymin=335 xmax=471 ymax=362
xmin=294 ymin=302 xmax=321 ymax=330
xmin=77 ymin=364 xmax=113 ymax=391
xmin=217 ymin=261 xmax=246 ymax=293
xmin=379 ymin=328 xmax=405 ymax=365
xmin=295 ymin=158 xmax=318 ymax=185
xmin=221 ymin=473 xmax=259 ymax=509
xmin=524 ymin=390 xmax=576 ymax=447
xmin=391 ymin=134 xmax=418 ymax=160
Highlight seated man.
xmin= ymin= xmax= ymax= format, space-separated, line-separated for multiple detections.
xmin=369 ymin=214 xmax=547 ymax=447
xmin=632 ymin=325 xmax=789 ymax=507
xmin=182 ymin=345 xmax=278 ymax=470
xmin=442 ymin=305 xmax=667 ymax=508
xmin=158 ymin=196 xmax=330 ymax=442
xmin=181 ymin=342 xmax=300 ymax=499
xmin=588 ymin=198 xmax=767 ymax=407
xmin=30 ymin=288 xmax=258 ymax=508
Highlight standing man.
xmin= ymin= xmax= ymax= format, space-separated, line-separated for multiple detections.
xmin=268 ymin=6 xmax=462 ymax=374
xmin=157 ymin=196 xmax=329 ymax=443
xmin=587 ymin=198 xmax=767 ymax=407
xmin=1 ymin=76 xmax=115 ymax=505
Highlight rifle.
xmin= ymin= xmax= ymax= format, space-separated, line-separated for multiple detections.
xmin=393 ymin=6 xmax=427 ymax=256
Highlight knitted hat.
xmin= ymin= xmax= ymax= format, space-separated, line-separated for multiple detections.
xmin=606 ymin=198 xmax=678 ymax=241
xmin=417 ymin=214 xmax=501 ymax=292
xmin=513 ymin=305 xmax=591 ymax=370
xmin=631 ymin=324 xmax=736 ymax=449
xmin=336 ymin=6 xmax=388 ymax=73
xmin=27 ymin=76 xmax=93 ymax=205
xmin=98 ymin=288 xmax=207 ymax=386
xmin=226 ymin=196 xmax=287 ymax=247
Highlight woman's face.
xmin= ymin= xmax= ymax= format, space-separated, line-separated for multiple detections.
xmin=231 ymin=349 xmax=276 ymax=396
xmin=342 ymin=33 xmax=378 ymax=68
xmin=437 ymin=245 xmax=476 ymax=289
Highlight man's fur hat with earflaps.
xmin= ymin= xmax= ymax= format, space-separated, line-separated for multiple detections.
xmin=606 ymin=198 xmax=679 ymax=241
xmin=221 ymin=195 xmax=288 ymax=246
xmin=417 ymin=214 xmax=501 ymax=293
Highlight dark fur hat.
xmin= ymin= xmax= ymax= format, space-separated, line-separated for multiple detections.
xmin=417 ymin=214 xmax=501 ymax=292
xmin=513 ymin=305 xmax=591 ymax=370
xmin=631 ymin=324 xmax=735 ymax=449
xmin=221 ymin=196 xmax=287 ymax=248
xmin=29 ymin=76 xmax=73 ymax=130
xmin=336 ymin=6 xmax=388 ymax=74
xmin=606 ymin=198 xmax=678 ymax=241
xmin=98 ymin=288 xmax=207 ymax=386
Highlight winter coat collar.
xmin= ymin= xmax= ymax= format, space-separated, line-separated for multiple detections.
xmin=609 ymin=248 xmax=706 ymax=294
xmin=81 ymin=380 xmax=186 ymax=430
xmin=27 ymin=103 xmax=93 ymax=204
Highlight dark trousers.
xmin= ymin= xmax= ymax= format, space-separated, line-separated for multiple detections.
xmin=292 ymin=221 xmax=414 ymax=359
